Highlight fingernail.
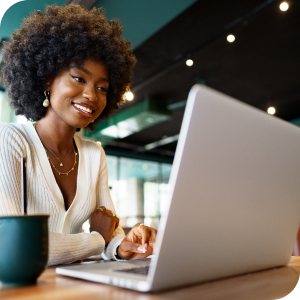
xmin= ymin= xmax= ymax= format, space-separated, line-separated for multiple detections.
xmin=137 ymin=246 xmax=146 ymax=253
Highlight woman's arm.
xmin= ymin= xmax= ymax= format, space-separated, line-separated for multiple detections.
xmin=0 ymin=125 xmax=25 ymax=215
xmin=48 ymin=231 xmax=105 ymax=266
xmin=0 ymin=125 xmax=107 ymax=266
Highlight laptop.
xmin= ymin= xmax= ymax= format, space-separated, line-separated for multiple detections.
xmin=56 ymin=84 xmax=300 ymax=292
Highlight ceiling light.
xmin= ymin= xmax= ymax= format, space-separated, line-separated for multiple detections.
xmin=146 ymin=117 xmax=155 ymax=123
xmin=125 ymin=91 xmax=134 ymax=101
xmin=101 ymin=125 xmax=132 ymax=139
xmin=227 ymin=34 xmax=235 ymax=43
xmin=267 ymin=107 xmax=276 ymax=115
xmin=112 ymin=160 xmax=118 ymax=166
xmin=279 ymin=2 xmax=289 ymax=11
xmin=186 ymin=59 xmax=193 ymax=67
xmin=142 ymin=164 xmax=148 ymax=170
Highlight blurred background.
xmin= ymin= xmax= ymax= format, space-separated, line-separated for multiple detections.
xmin=1 ymin=0 xmax=299 ymax=232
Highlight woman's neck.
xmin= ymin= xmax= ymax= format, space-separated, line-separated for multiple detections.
xmin=35 ymin=118 xmax=77 ymax=155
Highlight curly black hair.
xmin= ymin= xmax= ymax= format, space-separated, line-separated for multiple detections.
xmin=1 ymin=4 xmax=136 ymax=131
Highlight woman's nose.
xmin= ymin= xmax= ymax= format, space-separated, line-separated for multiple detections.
xmin=82 ymin=85 xmax=98 ymax=102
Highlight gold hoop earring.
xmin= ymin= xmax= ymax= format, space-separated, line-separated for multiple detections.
xmin=43 ymin=91 xmax=50 ymax=107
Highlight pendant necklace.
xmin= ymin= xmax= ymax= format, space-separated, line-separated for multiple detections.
xmin=43 ymin=143 xmax=73 ymax=167
xmin=33 ymin=123 xmax=78 ymax=176
xmin=44 ymin=144 xmax=78 ymax=176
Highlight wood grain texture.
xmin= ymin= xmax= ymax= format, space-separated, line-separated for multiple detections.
xmin=1 ymin=257 xmax=300 ymax=300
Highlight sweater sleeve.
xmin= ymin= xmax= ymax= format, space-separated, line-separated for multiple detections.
xmin=48 ymin=231 xmax=105 ymax=266
xmin=0 ymin=124 xmax=25 ymax=215
xmin=0 ymin=125 xmax=106 ymax=266
xmin=96 ymin=146 xmax=126 ymax=260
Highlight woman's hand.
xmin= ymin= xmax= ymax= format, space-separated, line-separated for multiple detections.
xmin=90 ymin=206 xmax=119 ymax=245
xmin=117 ymin=223 xmax=157 ymax=260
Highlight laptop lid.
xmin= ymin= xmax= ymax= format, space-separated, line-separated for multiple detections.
xmin=148 ymin=84 xmax=300 ymax=291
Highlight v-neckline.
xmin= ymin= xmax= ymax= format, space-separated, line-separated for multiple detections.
xmin=24 ymin=123 xmax=86 ymax=213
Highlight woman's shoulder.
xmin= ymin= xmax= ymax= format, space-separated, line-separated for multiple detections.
xmin=0 ymin=123 xmax=32 ymax=158
xmin=0 ymin=123 xmax=23 ymax=140
xmin=75 ymin=136 xmax=105 ymax=155
xmin=0 ymin=122 xmax=18 ymax=131
xmin=0 ymin=123 xmax=32 ymax=141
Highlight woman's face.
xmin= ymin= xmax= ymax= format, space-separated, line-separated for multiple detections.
xmin=46 ymin=58 xmax=109 ymax=129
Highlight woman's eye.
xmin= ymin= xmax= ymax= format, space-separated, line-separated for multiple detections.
xmin=70 ymin=75 xmax=84 ymax=83
xmin=98 ymin=87 xmax=108 ymax=93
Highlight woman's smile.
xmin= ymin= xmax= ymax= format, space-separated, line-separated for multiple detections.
xmin=72 ymin=102 xmax=95 ymax=118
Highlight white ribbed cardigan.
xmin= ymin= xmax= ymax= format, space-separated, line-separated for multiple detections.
xmin=0 ymin=123 xmax=125 ymax=266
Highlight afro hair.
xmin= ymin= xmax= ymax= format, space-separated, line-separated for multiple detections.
xmin=1 ymin=4 xmax=136 ymax=131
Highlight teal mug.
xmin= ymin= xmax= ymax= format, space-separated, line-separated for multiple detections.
xmin=0 ymin=215 xmax=49 ymax=286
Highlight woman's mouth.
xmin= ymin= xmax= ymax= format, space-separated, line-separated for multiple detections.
xmin=73 ymin=103 xmax=94 ymax=118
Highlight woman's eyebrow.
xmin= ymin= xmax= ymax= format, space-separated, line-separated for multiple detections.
xmin=71 ymin=65 xmax=91 ymax=75
xmin=99 ymin=77 xmax=109 ymax=83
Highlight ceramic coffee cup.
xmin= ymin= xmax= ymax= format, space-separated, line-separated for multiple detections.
xmin=0 ymin=215 xmax=49 ymax=286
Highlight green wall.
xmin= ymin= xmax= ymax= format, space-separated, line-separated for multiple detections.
xmin=0 ymin=0 xmax=65 ymax=38
xmin=0 ymin=92 xmax=13 ymax=123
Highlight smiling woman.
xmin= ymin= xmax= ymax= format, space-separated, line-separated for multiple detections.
xmin=0 ymin=4 xmax=157 ymax=266
xmin=2 ymin=5 xmax=135 ymax=130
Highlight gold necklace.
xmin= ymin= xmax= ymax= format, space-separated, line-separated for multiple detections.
xmin=45 ymin=146 xmax=78 ymax=176
xmin=33 ymin=123 xmax=78 ymax=176
xmin=43 ymin=143 xmax=73 ymax=167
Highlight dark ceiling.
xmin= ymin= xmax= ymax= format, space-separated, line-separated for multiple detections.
xmin=1 ymin=0 xmax=299 ymax=163
xmin=103 ymin=0 xmax=300 ymax=162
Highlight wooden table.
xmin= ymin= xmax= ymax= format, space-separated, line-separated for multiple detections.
xmin=1 ymin=257 xmax=300 ymax=300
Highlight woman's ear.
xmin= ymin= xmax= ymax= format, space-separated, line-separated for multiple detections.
xmin=45 ymin=83 xmax=50 ymax=92
xmin=45 ymin=79 xmax=53 ymax=91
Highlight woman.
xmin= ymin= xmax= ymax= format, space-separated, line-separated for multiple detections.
xmin=0 ymin=4 xmax=157 ymax=265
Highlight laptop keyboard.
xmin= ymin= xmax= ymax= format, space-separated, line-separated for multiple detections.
xmin=114 ymin=266 xmax=150 ymax=276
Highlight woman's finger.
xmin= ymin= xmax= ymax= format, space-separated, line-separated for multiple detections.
xmin=120 ymin=240 xmax=147 ymax=254
xmin=140 ymin=226 xmax=151 ymax=247
xmin=104 ymin=209 xmax=117 ymax=217
xmin=115 ymin=217 xmax=119 ymax=230
xmin=137 ymin=223 xmax=156 ymax=245
xmin=149 ymin=228 xmax=157 ymax=249
xmin=135 ymin=224 xmax=157 ymax=247
xmin=152 ymin=227 xmax=157 ymax=242
xmin=137 ymin=223 xmax=144 ymax=234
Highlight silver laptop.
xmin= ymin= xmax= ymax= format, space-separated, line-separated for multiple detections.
xmin=56 ymin=84 xmax=300 ymax=292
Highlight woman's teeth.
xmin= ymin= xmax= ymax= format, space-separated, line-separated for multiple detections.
xmin=74 ymin=104 xmax=92 ymax=114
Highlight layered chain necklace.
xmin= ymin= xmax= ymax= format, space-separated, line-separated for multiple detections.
xmin=34 ymin=123 xmax=78 ymax=176
xmin=43 ymin=143 xmax=73 ymax=167
xmin=44 ymin=143 xmax=78 ymax=176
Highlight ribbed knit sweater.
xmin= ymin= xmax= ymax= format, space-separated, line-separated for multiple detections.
xmin=0 ymin=123 xmax=125 ymax=266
